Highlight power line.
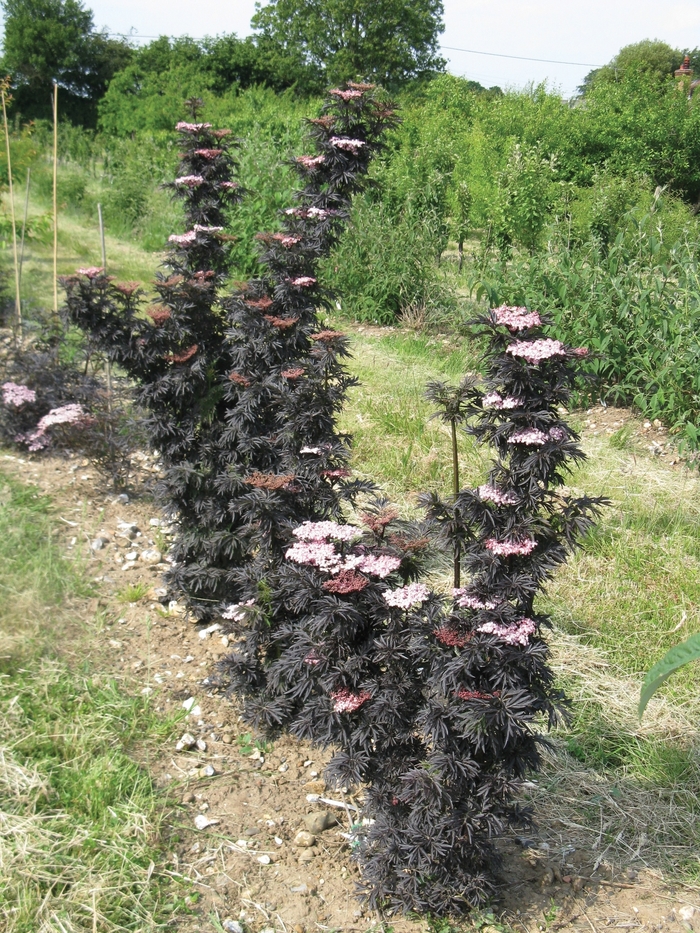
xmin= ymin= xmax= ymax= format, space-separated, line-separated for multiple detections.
xmin=104 ymin=31 xmax=599 ymax=68
xmin=440 ymin=45 xmax=598 ymax=67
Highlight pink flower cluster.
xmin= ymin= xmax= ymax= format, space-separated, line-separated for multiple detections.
xmin=329 ymin=88 xmax=363 ymax=100
xmin=383 ymin=582 xmax=430 ymax=609
xmin=329 ymin=136 xmax=366 ymax=152
xmin=355 ymin=554 xmax=401 ymax=578
xmin=194 ymin=148 xmax=222 ymax=159
xmin=485 ymin=537 xmax=537 ymax=557
xmin=24 ymin=403 xmax=85 ymax=451
xmin=290 ymin=276 xmax=316 ymax=287
xmin=220 ymin=181 xmax=239 ymax=189
xmin=169 ymin=231 xmax=197 ymax=246
xmin=285 ymin=206 xmax=330 ymax=220
xmin=549 ymin=426 xmax=567 ymax=442
xmin=169 ymin=225 xmax=223 ymax=245
xmin=274 ymin=234 xmax=301 ymax=248
xmin=286 ymin=521 xmax=401 ymax=578
xmin=299 ymin=446 xmax=320 ymax=454
xmin=304 ymin=651 xmax=322 ymax=666
xmin=286 ymin=540 xmax=345 ymax=572
xmin=176 ymin=121 xmax=212 ymax=132
xmin=482 ymin=391 xmax=521 ymax=409
xmin=453 ymin=589 xmax=497 ymax=610
xmin=286 ymin=542 xmax=400 ymax=578
xmin=293 ymin=521 xmax=361 ymax=542
xmin=296 ymin=155 xmax=326 ymax=170
xmin=478 ymin=484 xmax=518 ymax=506
xmin=221 ymin=599 xmax=255 ymax=621
xmin=477 ymin=617 xmax=536 ymax=646
xmin=174 ymin=175 xmax=204 ymax=187
xmin=331 ymin=687 xmax=371 ymax=712
xmin=507 ymin=339 xmax=566 ymax=364
xmin=492 ymin=305 xmax=542 ymax=330
xmin=508 ymin=428 xmax=548 ymax=446
xmin=2 ymin=382 xmax=36 ymax=407
xmin=76 ymin=267 xmax=104 ymax=277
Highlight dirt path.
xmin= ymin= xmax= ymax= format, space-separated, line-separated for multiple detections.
xmin=3 ymin=411 xmax=699 ymax=932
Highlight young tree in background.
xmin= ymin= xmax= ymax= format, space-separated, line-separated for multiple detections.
xmin=0 ymin=0 xmax=131 ymax=125
xmin=251 ymin=0 xmax=445 ymax=88
xmin=580 ymin=39 xmax=700 ymax=93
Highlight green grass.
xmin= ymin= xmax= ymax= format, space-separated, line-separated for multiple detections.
xmin=339 ymin=328 xmax=487 ymax=503
xmin=118 ymin=581 xmax=151 ymax=604
xmin=0 ymin=470 xmax=190 ymax=931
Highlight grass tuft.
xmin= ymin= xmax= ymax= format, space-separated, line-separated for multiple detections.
xmin=0 ymin=468 xmax=189 ymax=931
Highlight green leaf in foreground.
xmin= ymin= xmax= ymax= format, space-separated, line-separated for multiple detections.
xmin=639 ymin=633 xmax=700 ymax=719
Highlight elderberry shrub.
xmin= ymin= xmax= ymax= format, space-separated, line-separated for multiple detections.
xmin=366 ymin=304 xmax=608 ymax=915
xmin=219 ymin=506 xmax=434 ymax=739
xmin=62 ymin=114 xmax=245 ymax=611
xmin=63 ymin=87 xmax=396 ymax=619
xmin=0 ymin=321 xmax=140 ymax=488
xmin=214 ymin=82 xmax=398 ymax=606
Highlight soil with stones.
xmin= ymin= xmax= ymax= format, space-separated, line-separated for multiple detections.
xmin=3 ymin=406 xmax=699 ymax=932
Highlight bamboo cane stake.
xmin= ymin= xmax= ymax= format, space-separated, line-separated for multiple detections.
xmin=98 ymin=202 xmax=106 ymax=269
xmin=1 ymin=87 xmax=22 ymax=337
xmin=97 ymin=203 xmax=113 ymax=414
xmin=18 ymin=166 xmax=30 ymax=290
xmin=52 ymin=80 xmax=58 ymax=317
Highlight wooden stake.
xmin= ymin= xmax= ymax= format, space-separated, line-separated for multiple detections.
xmin=97 ymin=202 xmax=113 ymax=414
xmin=98 ymin=202 xmax=106 ymax=270
xmin=52 ymin=80 xmax=58 ymax=317
xmin=19 ymin=166 xmax=29 ymax=290
xmin=2 ymin=87 xmax=22 ymax=337
xmin=451 ymin=419 xmax=460 ymax=589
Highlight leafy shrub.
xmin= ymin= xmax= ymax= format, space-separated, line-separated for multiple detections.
xmin=223 ymin=303 xmax=606 ymax=915
xmin=474 ymin=202 xmax=700 ymax=447
xmin=491 ymin=142 xmax=558 ymax=252
xmin=64 ymin=86 xmax=396 ymax=618
xmin=0 ymin=321 xmax=139 ymax=488
xmin=322 ymin=197 xmax=454 ymax=323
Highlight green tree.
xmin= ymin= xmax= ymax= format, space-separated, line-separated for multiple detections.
xmin=251 ymin=0 xmax=445 ymax=87
xmin=0 ymin=0 xmax=132 ymax=125
xmin=581 ymin=39 xmax=682 ymax=91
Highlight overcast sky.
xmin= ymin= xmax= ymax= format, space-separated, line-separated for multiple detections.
xmin=47 ymin=0 xmax=700 ymax=97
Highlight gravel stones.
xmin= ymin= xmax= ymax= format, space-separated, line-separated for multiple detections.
xmin=303 ymin=811 xmax=337 ymax=834
xmin=175 ymin=732 xmax=196 ymax=751
xmin=293 ymin=830 xmax=316 ymax=847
